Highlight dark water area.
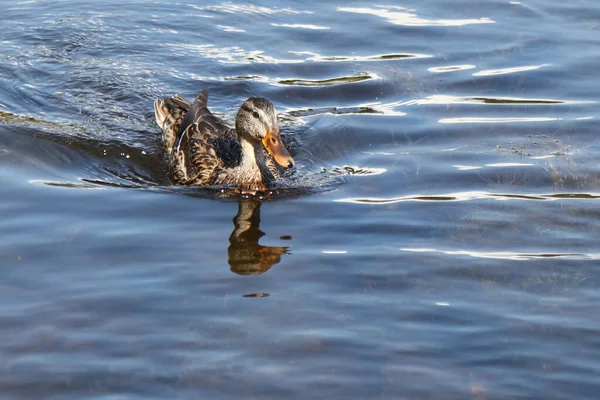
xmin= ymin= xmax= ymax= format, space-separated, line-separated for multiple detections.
xmin=1 ymin=0 xmax=600 ymax=398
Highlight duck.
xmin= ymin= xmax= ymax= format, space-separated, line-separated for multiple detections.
xmin=154 ymin=90 xmax=295 ymax=191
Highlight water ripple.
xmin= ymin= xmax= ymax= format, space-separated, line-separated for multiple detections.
xmin=271 ymin=23 xmax=330 ymax=30
xmin=202 ymin=73 xmax=377 ymax=88
xmin=336 ymin=191 xmax=600 ymax=204
xmin=400 ymin=248 xmax=599 ymax=261
xmin=278 ymin=74 xmax=374 ymax=87
xmin=338 ymin=6 xmax=494 ymax=26
xmin=216 ymin=25 xmax=245 ymax=33
xmin=439 ymin=117 xmax=562 ymax=124
xmin=428 ymin=65 xmax=476 ymax=73
xmin=283 ymin=94 xmax=591 ymax=119
xmin=188 ymin=2 xmax=312 ymax=15
xmin=287 ymin=106 xmax=381 ymax=117
xmin=326 ymin=166 xmax=387 ymax=176
xmin=165 ymin=43 xmax=303 ymax=64
xmin=167 ymin=44 xmax=431 ymax=65
xmin=285 ymin=103 xmax=404 ymax=117
xmin=289 ymin=51 xmax=432 ymax=62
xmin=473 ymin=64 xmax=551 ymax=76
xmin=403 ymin=95 xmax=593 ymax=106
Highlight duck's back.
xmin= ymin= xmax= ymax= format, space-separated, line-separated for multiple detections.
xmin=154 ymin=91 xmax=241 ymax=185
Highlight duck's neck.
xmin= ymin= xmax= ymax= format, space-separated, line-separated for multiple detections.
xmin=237 ymin=136 xmax=273 ymax=185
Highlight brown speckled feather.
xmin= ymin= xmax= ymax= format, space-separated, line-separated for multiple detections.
xmin=153 ymin=94 xmax=191 ymax=155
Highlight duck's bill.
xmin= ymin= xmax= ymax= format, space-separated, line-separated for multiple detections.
xmin=262 ymin=129 xmax=295 ymax=168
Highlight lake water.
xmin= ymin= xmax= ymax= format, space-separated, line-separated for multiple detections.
xmin=1 ymin=0 xmax=599 ymax=398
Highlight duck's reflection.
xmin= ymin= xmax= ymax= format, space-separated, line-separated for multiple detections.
xmin=228 ymin=200 xmax=290 ymax=275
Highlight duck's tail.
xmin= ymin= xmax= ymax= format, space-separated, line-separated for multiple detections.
xmin=153 ymin=94 xmax=191 ymax=155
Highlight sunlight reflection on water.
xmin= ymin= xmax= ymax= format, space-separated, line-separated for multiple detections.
xmin=1 ymin=0 xmax=600 ymax=398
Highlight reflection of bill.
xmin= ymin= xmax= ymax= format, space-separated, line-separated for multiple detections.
xmin=228 ymin=200 xmax=289 ymax=275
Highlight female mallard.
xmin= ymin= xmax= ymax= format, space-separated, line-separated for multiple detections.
xmin=154 ymin=90 xmax=295 ymax=190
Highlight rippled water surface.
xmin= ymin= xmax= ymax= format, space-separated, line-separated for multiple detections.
xmin=2 ymin=0 xmax=600 ymax=398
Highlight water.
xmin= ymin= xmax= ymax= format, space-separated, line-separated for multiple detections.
xmin=1 ymin=0 xmax=599 ymax=398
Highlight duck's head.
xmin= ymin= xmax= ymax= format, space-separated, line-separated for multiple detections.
xmin=235 ymin=97 xmax=295 ymax=169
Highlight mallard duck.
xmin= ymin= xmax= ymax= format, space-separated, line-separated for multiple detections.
xmin=154 ymin=90 xmax=295 ymax=190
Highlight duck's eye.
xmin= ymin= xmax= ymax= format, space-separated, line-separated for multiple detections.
xmin=252 ymin=111 xmax=260 ymax=119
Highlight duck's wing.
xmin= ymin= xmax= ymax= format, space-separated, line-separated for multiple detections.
xmin=172 ymin=91 xmax=242 ymax=185
xmin=174 ymin=90 xmax=235 ymax=153
xmin=172 ymin=120 xmax=222 ymax=185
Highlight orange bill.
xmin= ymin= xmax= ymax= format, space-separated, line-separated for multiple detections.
xmin=262 ymin=129 xmax=295 ymax=168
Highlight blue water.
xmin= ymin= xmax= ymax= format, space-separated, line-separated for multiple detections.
xmin=1 ymin=1 xmax=599 ymax=398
